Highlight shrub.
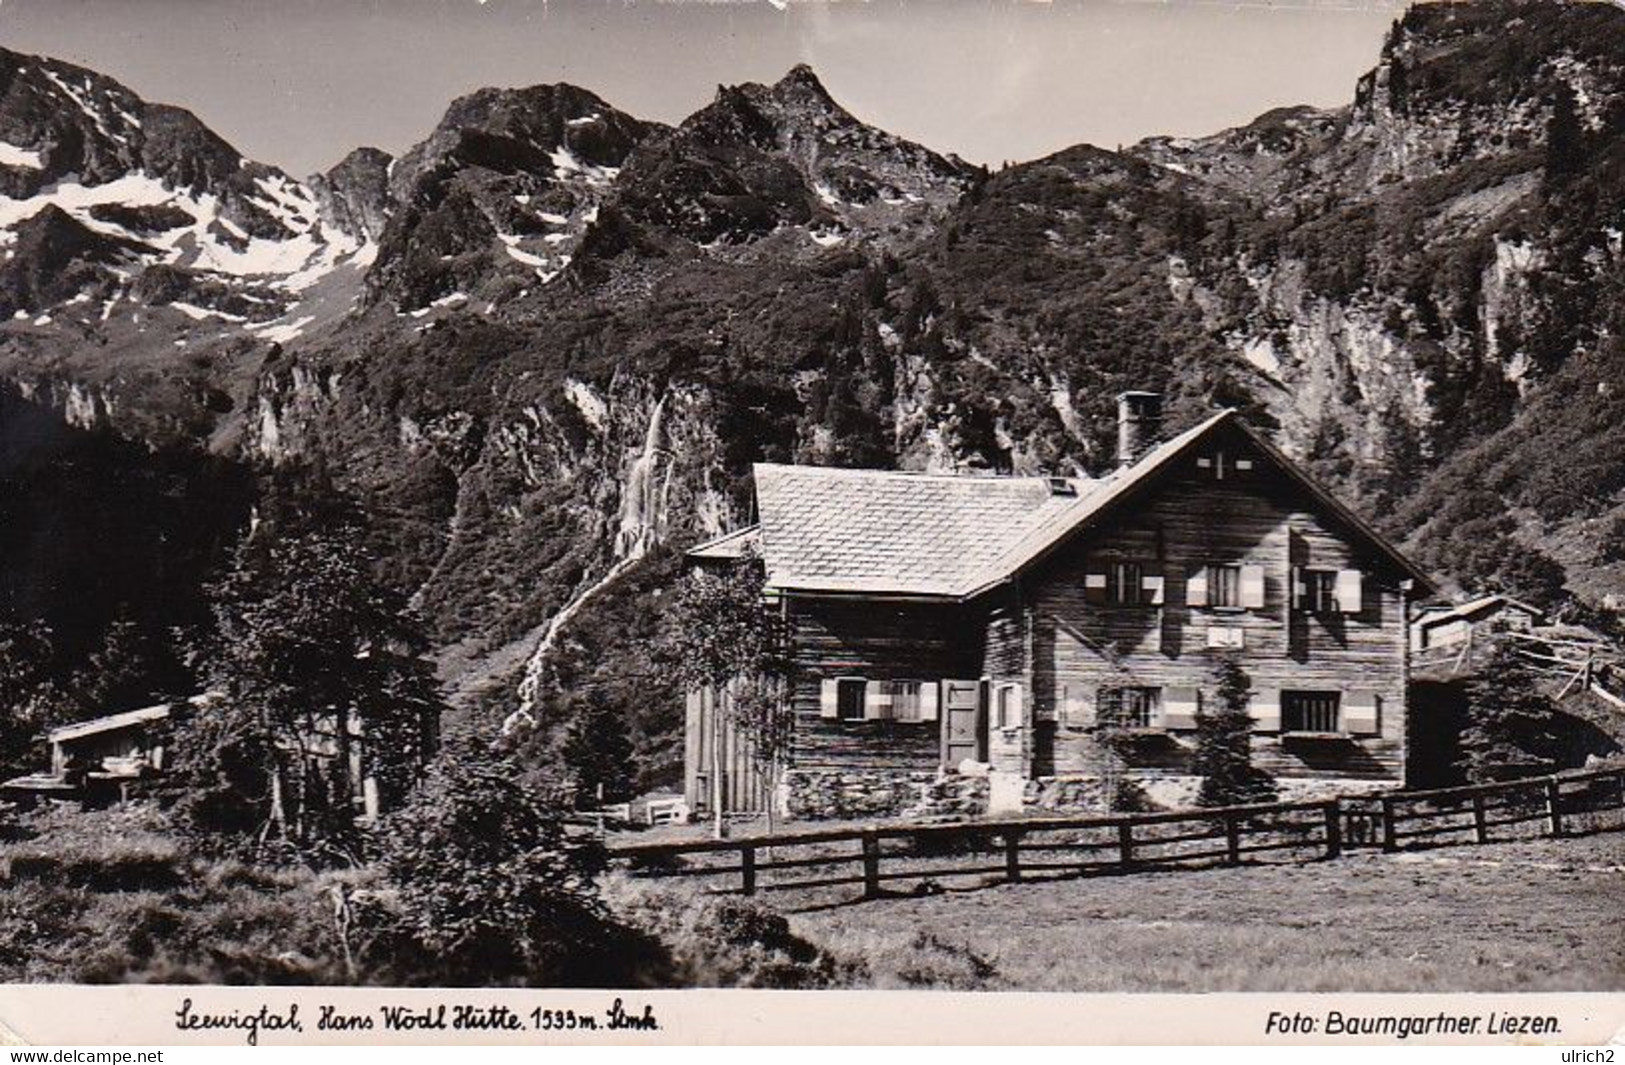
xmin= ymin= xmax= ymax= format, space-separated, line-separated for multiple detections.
xmin=367 ymin=734 xmax=667 ymax=986
xmin=560 ymin=690 xmax=636 ymax=808
xmin=603 ymin=875 xmax=856 ymax=989
xmin=1595 ymin=513 xmax=1625 ymax=565
xmin=1459 ymin=642 xmax=1564 ymax=782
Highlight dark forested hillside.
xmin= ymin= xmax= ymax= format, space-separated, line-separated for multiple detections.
xmin=1 ymin=0 xmax=1623 ymax=787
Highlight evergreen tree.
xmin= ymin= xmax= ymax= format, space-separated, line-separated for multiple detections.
xmin=1193 ymin=655 xmax=1278 ymax=808
xmin=1459 ymin=641 xmax=1563 ymax=783
xmin=561 ymin=690 xmax=637 ymax=808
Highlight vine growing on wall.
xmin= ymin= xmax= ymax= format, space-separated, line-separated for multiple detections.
xmin=664 ymin=549 xmax=792 ymax=833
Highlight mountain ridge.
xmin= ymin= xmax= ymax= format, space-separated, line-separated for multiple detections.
xmin=1 ymin=0 xmax=1623 ymax=788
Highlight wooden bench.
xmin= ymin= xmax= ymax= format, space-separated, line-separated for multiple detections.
xmin=646 ymin=797 xmax=690 ymax=826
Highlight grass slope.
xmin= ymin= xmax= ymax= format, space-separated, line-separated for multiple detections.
xmin=790 ymin=833 xmax=1625 ymax=992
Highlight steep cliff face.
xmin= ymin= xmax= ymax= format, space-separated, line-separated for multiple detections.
xmin=1122 ymin=0 xmax=1625 ymax=602
xmin=2 ymin=2 xmax=1624 ymax=782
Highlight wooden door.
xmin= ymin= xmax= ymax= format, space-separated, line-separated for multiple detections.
xmin=941 ymin=679 xmax=987 ymax=767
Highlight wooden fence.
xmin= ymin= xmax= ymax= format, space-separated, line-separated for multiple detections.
xmin=1350 ymin=765 xmax=1625 ymax=852
xmin=611 ymin=797 xmax=1342 ymax=900
xmin=609 ymin=765 xmax=1625 ymax=904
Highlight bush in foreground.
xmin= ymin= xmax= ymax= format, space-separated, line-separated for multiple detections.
xmin=366 ymin=734 xmax=669 ymax=986
xmin=603 ymin=875 xmax=857 ymax=989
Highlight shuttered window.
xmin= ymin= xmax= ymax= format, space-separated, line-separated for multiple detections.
xmin=1295 ymin=568 xmax=1338 ymax=613
xmin=1282 ymin=690 xmax=1341 ymax=733
xmin=1110 ymin=561 xmax=1143 ymax=605
xmin=836 ymin=678 xmax=867 ymax=721
xmin=1098 ymin=686 xmax=1160 ymax=729
xmin=1059 ymin=683 xmax=1094 ymax=727
xmin=996 ymin=683 xmax=1025 ymax=729
xmin=1089 ymin=561 xmax=1163 ymax=606
xmin=1209 ymin=564 xmax=1242 ymax=608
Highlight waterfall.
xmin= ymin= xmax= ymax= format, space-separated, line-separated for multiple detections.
xmin=613 ymin=393 xmax=668 ymax=557
xmin=507 ymin=393 xmax=669 ymax=728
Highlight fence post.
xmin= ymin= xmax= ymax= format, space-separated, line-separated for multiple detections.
xmin=1223 ymin=809 xmax=1242 ymax=865
xmin=1471 ymin=793 xmax=1489 ymax=844
xmin=1323 ymin=800 xmax=1342 ymax=860
xmin=1004 ymin=831 xmax=1023 ymax=883
xmin=1117 ymin=821 xmax=1135 ymax=869
xmin=861 ymin=830 xmax=881 ymax=899
xmin=1544 ymin=778 xmax=1565 ymax=838
xmin=1380 ymin=795 xmax=1398 ymax=852
xmin=740 ymin=845 xmax=756 ymax=897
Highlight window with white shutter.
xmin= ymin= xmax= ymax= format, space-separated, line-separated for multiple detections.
xmin=835 ymin=678 xmax=866 ymax=721
xmin=1239 ymin=564 xmax=1266 ymax=609
xmin=1162 ymin=687 xmax=1201 ymax=730
xmin=1109 ymin=561 xmax=1145 ymax=605
xmin=1208 ymin=564 xmax=1242 ymax=608
xmin=1336 ymin=569 xmax=1364 ymax=614
xmin=1059 ymin=683 xmax=1094 ymax=728
xmin=1344 ymin=690 xmax=1380 ymax=735
xmin=1248 ymin=688 xmax=1281 ymax=732
xmin=1296 ymin=568 xmax=1338 ymax=613
xmin=889 ymin=680 xmax=924 ymax=722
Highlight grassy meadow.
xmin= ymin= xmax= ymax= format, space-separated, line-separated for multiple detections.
xmin=787 ymin=832 xmax=1625 ymax=992
xmin=3 ymin=799 xmax=1620 ymax=991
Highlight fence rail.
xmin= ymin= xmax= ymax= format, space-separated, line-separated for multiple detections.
xmin=609 ymin=766 xmax=1625 ymax=903
xmin=1362 ymin=765 xmax=1625 ymax=851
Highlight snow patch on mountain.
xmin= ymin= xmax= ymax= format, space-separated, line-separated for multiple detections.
xmin=0 ymin=143 xmax=43 ymax=170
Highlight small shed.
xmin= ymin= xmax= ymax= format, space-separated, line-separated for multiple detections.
xmin=1410 ymin=594 xmax=1546 ymax=653
xmin=1 ymin=694 xmax=217 ymax=803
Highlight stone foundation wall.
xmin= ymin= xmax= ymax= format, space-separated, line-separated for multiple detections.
xmin=1035 ymin=774 xmax=1394 ymax=813
xmin=782 ymin=768 xmax=991 ymax=821
xmin=783 ymin=767 xmax=1396 ymax=822
xmin=782 ymin=768 xmax=924 ymax=820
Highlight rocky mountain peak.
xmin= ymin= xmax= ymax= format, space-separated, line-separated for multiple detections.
xmin=5 ymin=4 xmax=1625 ymax=737
xmin=360 ymin=82 xmax=665 ymax=312
xmin=308 ymin=146 xmax=394 ymax=245
xmin=0 ymin=48 xmax=377 ymax=345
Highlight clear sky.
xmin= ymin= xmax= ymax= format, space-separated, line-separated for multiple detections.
xmin=0 ymin=0 xmax=1408 ymax=178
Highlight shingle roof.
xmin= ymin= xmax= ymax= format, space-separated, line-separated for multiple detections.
xmin=711 ymin=407 xmax=1435 ymax=599
xmin=754 ymin=464 xmax=1103 ymax=596
xmin=47 ymin=692 xmax=221 ymax=744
